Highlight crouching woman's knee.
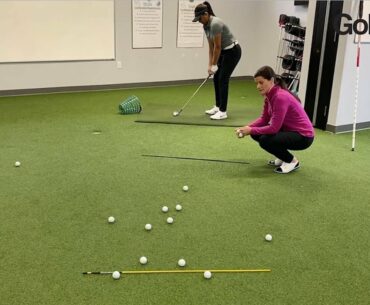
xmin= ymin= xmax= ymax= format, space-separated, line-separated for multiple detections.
xmin=258 ymin=135 xmax=273 ymax=149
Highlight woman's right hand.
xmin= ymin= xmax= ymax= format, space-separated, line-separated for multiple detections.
xmin=235 ymin=126 xmax=252 ymax=138
xmin=235 ymin=128 xmax=244 ymax=138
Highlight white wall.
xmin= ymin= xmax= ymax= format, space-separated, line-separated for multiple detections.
xmin=245 ymin=0 xmax=308 ymax=76
xmin=328 ymin=0 xmax=370 ymax=128
xmin=0 ymin=0 xmax=115 ymax=62
xmin=0 ymin=0 xmax=307 ymax=91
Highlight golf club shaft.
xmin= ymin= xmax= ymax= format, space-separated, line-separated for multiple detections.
xmin=83 ymin=269 xmax=271 ymax=275
xmin=178 ymin=75 xmax=211 ymax=113
xmin=142 ymin=154 xmax=250 ymax=164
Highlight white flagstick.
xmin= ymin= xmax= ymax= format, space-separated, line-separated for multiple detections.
xmin=352 ymin=2 xmax=362 ymax=151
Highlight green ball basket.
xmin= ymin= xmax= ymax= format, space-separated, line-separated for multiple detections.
xmin=119 ymin=95 xmax=142 ymax=114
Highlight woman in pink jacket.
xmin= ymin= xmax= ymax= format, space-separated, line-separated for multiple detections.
xmin=237 ymin=66 xmax=314 ymax=174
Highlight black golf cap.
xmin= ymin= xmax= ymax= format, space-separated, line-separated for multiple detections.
xmin=192 ymin=5 xmax=208 ymax=22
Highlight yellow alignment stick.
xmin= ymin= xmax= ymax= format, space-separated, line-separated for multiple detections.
xmin=83 ymin=269 xmax=271 ymax=275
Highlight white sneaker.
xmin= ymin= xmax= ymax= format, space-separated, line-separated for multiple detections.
xmin=205 ymin=106 xmax=219 ymax=115
xmin=274 ymin=160 xmax=300 ymax=174
xmin=210 ymin=111 xmax=227 ymax=120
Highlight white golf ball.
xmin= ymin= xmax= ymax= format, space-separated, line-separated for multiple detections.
xmin=14 ymin=161 xmax=21 ymax=167
xmin=139 ymin=256 xmax=148 ymax=265
xmin=182 ymin=185 xmax=189 ymax=192
xmin=238 ymin=132 xmax=244 ymax=138
xmin=265 ymin=234 xmax=272 ymax=241
xmin=175 ymin=204 xmax=182 ymax=211
xmin=167 ymin=217 xmax=174 ymax=224
xmin=178 ymin=259 xmax=186 ymax=267
xmin=108 ymin=216 xmax=115 ymax=223
xmin=173 ymin=111 xmax=179 ymax=117
xmin=112 ymin=271 xmax=120 ymax=279
xmin=162 ymin=206 xmax=169 ymax=213
xmin=145 ymin=223 xmax=152 ymax=231
xmin=204 ymin=271 xmax=212 ymax=279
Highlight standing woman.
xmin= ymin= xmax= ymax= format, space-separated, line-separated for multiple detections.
xmin=193 ymin=2 xmax=241 ymax=120
xmin=236 ymin=66 xmax=314 ymax=174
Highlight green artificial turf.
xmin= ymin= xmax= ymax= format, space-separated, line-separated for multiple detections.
xmin=0 ymin=80 xmax=370 ymax=305
xmin=135 ymin=80 xmax=261 ymax=127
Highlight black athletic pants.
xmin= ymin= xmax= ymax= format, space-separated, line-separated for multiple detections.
xmin=251 ymin=132 xmax=314 ymax=163
xmin=213 ymin=44 xmax=242 ymax=112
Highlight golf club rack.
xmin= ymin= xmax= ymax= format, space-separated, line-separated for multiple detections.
xmin=276 ymin=14 xmax=305 ymax=94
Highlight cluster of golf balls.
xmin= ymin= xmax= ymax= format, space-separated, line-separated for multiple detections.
xmin=161 ymin=203 xmax=183 ymax=224
xmin=108 ymin=185 xmax=187 ymax=227
xmin=109 ymin=185 xmax=193 ymax=280
xmin=106 ymin=184 xmax=271 ymax=281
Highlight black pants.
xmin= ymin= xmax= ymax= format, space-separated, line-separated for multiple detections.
xmin=213 ymin=44 xmax=242 ymax=112
xmin=251 ymin=132 xmax=314 ymax=163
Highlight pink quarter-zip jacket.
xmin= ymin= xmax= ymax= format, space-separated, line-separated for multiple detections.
xmin=249 ymin=85 xmax=315 ymax=138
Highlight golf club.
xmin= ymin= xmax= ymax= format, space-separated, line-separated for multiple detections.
xmin=142 ymin=154 xmax=250 ymax=165
xmin=173 ymin=74 xmax=212 ymax=117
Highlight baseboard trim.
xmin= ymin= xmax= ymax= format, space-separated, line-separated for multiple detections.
xmin=326 ymin=122 xmax=370 ymax=133
xmin=0 ymin=76 xmax=253 ymax=97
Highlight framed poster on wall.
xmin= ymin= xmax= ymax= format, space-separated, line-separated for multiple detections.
xmin=177 ymin=0 xmax=204 ymax=48
xmin=132 ymin=0 xmax=163 ymax=48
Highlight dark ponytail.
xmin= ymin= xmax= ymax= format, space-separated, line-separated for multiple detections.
xmin=203 ymin=1 xmax=215 ymax=16
xmin=275 ymin=74 xmax=301 ymax=102
xmin=274 ymin=75 xmax=288 ymax=90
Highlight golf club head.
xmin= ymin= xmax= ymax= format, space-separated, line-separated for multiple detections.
xmin=173 ymin=110 xmax=182 ymax=117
